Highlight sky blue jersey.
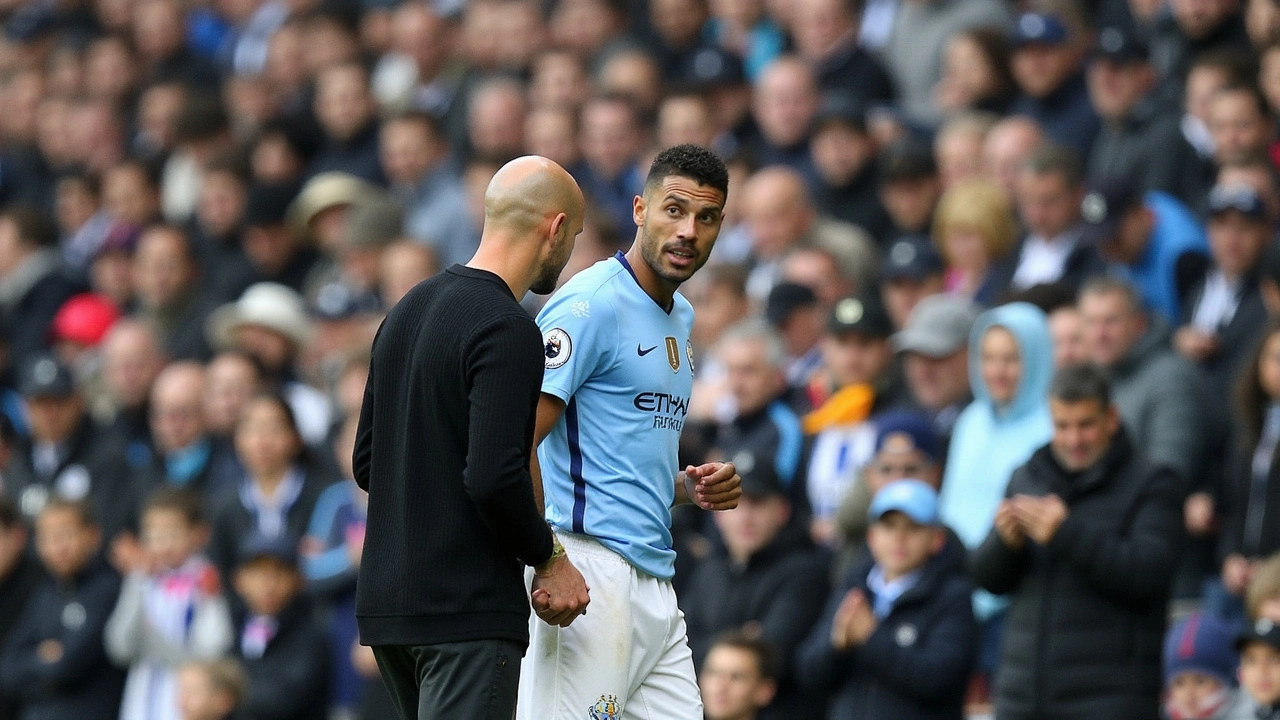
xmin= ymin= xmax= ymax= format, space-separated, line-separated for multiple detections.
xmin=536 ymin=252 xmax=695 ymax=579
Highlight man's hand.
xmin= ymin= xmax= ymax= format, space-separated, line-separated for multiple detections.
xmin=681 ymin=462 xmax=741 ymax=511
xmin=1174 ymin=327 xmax=1220 ymax=362
xmin=830 ymin=589 xmax=877 ymax=651
xmin=1012 ymin=494 xmax=1069 ymax=545
xmin=530 ymin=551 xmax=590 ymax=627
xmin=1184 ymin=492 xmax=1217 ymax=537
xmin=993 ymin=499 xmax=1026 ymax=550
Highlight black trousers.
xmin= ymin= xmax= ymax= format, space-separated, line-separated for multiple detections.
xmin=372 ymin=640 xmax=523 ymax=720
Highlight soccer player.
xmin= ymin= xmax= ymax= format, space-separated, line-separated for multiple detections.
xmin=517 ymin=144 xmax=743 ymax=719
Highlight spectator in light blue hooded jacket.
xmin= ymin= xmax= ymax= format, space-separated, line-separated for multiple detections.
xmin=937 ymin=302 xmax=1054 ymax=674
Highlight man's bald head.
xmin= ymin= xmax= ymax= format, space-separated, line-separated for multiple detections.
xmin=484 ymin=155 xmax=584 ymax=234
xmin=151 ymin=361 xmax=206 ymax=452
xmin=479 ymin=155 xmax=585 ymax=294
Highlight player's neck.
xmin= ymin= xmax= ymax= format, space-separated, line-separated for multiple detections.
xmin=623 ymin=245 xmax=676 ymax=312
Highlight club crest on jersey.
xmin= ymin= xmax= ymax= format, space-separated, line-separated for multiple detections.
xmin=543 ymin=328 xmax=572 ymax=370
xmin=665 ymin=336 xmax=680 ymax=373
xmin=589 ymin=694 xmax=621 ymax=720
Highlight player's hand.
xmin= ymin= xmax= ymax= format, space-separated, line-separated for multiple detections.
xmin=531 ymin=554 xmax=590 ymax=627
xmin=684 ymin=462 xmax=741 ymax=511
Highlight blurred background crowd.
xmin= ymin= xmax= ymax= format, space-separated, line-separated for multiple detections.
xmin=1 ymin=0 xmax=1280 ymax=718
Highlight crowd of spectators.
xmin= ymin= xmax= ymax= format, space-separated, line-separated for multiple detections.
xmin=3 ymin=0 xmax=1280 ymax=718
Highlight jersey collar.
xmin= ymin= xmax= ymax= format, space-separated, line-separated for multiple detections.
xmin=613 ymin=251 xmax=673 ymax=315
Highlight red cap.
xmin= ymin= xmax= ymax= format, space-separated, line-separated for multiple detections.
xmin=51 ymin=293 xmax=120 ymax=346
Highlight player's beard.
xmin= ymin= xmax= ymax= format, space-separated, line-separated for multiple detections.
xmin=530 ymin=228 xmax=574 ymax=294
xmin=639 ymin=223 xmax=708 ymax=286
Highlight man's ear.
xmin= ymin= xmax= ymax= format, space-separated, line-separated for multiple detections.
xmin=548 ymin=211 xmax=567 ymax=247
xmin=753 ymin=678 xmax=778 ymax=708
xmin=931 ymin=527 xmax=947 ymax=554
xmin=632 ymin=194 xmax=646 ymax=228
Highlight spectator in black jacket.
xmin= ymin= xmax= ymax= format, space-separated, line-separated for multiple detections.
xmin=6 ymin=354 xmax=136 ymax=543
xmin=0 ymin=498 xmax=40 ymax=719
xmin=231 ymin=535 xmax=328 ymax=720
xmin=970 ymin=364 xmax=1180 ymax=720
xmin=307 ymin=63 xmax=383 ymax=184
xmin=0 ymin=499 xmax=125 ymax=720
xmin=796 ymin=479 xmax=976 ymax=720
xmin=682 ymin=460 xmax=828 ymax=719
xmin=206 ymin=394 xmax=331 ymax=580
xmin=1008 ymin=12 xmax=1101 ymax=160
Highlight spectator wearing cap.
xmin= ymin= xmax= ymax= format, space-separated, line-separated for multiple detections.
xmin=877 ymin=0 xmax=1010 ymax=127
xmin=708 ymin=320 xmax=805 ymax=487
xmin=49 ymin=293 xmax=120 ymax=373
xmin=0 ymin=207 xmax=82 ymax=383
xmin=206 ymin=283 xmax=332 ymax=448
xmin=1000 ymin=144 xmax=1105 ymax=295
xmin=1161 ymin=612 xmax=1252 ymax=720
xmin=1009 ymin=11 xmax=1102 ymax=160
xmin=682 ymin=458 xmax=829 ymax=719
xmin=970 ymin=364 xmax=1180 ymax=720
xmin=1081 ymin=176 xmax=1208 ymax=326
xmin=230 ymin=183 xmax=321 ymax=300
xmin=763 ymin=282 xmax=827 ymax=399
xmin=230 ymin=534 xmax=329 ymax=720
xmin=5 ymin=353 xmax=135 ymax=543
xmin=317 ymin=191 xmax=405 ymax=319
xmin=797 ymin=478 xmax=976 ymax=720
xmin=307 ymin=62 xmax=384 ymax=184
xmin=803 ymin=294 xmax=905 ymax=546
xmin=810 ymin=93 xmax=895 ymax=240
xmin=833 ymin=410 xmax=948 ymax=557
xmin=132 ymin=225 xmax=215 ymax=362
xmin=878 ymin=138 xmax=943 ymax=240
xmin=1238 ymin=616 xmax=1280 ymax=719
xmin=1176 ymin=184 xmax=1272 ymax=394
xmin=379 ymin=112 xmax=478 ymax=269
xmin=893 ymin=295 xmax=979 ymax=449
xmin=687 ymin=48 xmax=756 ymax=156
xmin=1085 ymin=26 xmax=1185 ymax=193
xmin=740 ymin=167 xmax=878 ymax=303
xmin=880 ymin=234 xmax=945 ymax=331
xmin=751 ymin=57 xmax=822 ymax=177
xmin=939 ymin=303 xmax=1053 ymax=672
xmin=932 ymin=179 xmax=1018 ymax=306
xmin=789 ymin=0 xmax=894 ymax=104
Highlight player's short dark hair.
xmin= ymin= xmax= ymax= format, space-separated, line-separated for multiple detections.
xmin=142 ymin=486 xmax=205 ymax=527
xmin=39 ymin=498 xmax=98 ymax=528
xmin=644 ymin=144 xmax=729 ymax=198
xmin=1050 ymin=363 xmax=1112 ymax=408
xmin=707 ymin=630 xmax=778 ymax=680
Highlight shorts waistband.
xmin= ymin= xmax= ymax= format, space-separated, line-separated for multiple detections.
xmin=554 ymin=531 xmax=630 ymax=566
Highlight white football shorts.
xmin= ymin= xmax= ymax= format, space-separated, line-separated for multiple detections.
xmin=515 ymin=531 xmax=702 ymax=720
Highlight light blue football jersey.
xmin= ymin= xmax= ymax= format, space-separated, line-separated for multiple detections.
xmin=536 ymin=252 xmax=695 ymax=579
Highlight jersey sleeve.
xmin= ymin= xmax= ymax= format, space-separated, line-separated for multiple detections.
xmin=536 ymin=289 xmax=618 ymax=403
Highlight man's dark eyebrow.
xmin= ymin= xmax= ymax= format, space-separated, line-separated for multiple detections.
xmin=662 ymin=193 xmax=722 ymax=215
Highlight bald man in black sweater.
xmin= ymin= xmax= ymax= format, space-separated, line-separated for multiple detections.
xmin=354 ymin=156 xmax=591 ymax=720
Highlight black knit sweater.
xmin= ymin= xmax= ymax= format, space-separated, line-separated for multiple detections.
xmin=354 ymin=265 xmax=554 ymax=647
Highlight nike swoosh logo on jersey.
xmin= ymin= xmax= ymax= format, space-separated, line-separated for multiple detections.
xmin=638 ymin=344 xmax=658 ymax=356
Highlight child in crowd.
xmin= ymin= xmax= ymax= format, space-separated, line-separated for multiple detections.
xmin=0 ymin=499 xmax=125 ymax=720
xmin=700 ymin=631 xmax=778 ymax=720
xmin=232 ymin=534 xmax=328 ymax=720
xmin=105 ymin=487 xmax=234 ymax=720
xmin=1236 ymin=618 xmax=1280 ymax=719
xmin=1247 ymin=555 xmax=1280 ymax=624
xmin=796 ymin=479 xmax=976 ymax=719
xmin=177 ymin=658 xmax=247 ymax=720
xmin=300 ymin=415 xmax=368 ymax=716
xmin=1161 ymin=612 xmax=1252 ymax=720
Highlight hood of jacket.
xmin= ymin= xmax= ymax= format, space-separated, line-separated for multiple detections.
xmin=968 ymin=302 xmax=1053 ymax=422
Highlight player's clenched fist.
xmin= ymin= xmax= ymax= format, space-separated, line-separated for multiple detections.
xmin=530 ymin=550 xmax=591 ymax=627
xmin=683 ymin=462 xmax=742 ymax=511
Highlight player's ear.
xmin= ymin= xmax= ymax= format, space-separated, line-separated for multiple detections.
xmin=548 ymin=211 xmax=567 ymax=246
xmin=632 ymin=193 xmax=646 ymax=228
